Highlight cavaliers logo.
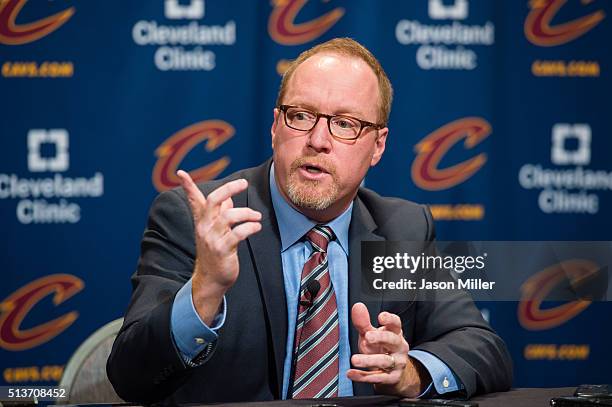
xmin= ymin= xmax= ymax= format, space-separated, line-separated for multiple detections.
xmin=153 ymin=120 xmax=235 ymax=192
xmin=518 ymin=259 xmax=597 ymax=330
xmin=269 ymin=0 xmax=344 ymax=45
xmin=525 ymin=0 xmax=605 ymax=47
xmin=0 ymin=0 xmax=75 ymax=45
xmin=0 ymin=274 xmax=83 ymax=351
xmin=412 ymin=117 xmax=490 ymax=191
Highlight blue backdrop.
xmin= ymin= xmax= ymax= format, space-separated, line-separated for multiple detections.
xmin=1 ymin=0 xmax=610 ymax=389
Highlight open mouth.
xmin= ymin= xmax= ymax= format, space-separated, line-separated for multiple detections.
xmin=302 ymin=164 xmax=327 ymax=174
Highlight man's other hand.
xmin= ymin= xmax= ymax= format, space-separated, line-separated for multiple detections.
xmin=347 ymin=302 xmax=431 ymax=398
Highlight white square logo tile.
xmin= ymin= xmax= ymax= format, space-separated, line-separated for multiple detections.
xmin=429 ymin=0 xmax=468 ymax=20
xmin=551 ymin=124 xmax=591 ymax=166
xmin=27 ymin=129 xmax=69 ymax=172
xmin=165 ymin=0 xmax=205 ymax=19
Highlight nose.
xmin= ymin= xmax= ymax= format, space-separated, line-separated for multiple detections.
xmin=306 ymin=116 xmax=332 ymax=153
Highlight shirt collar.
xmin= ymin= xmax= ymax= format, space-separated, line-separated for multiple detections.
xmin=269 ymin=164 xmax=352 ymax=255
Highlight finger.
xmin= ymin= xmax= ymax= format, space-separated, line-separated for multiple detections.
xmin=364 ymin=330 xmax=403 ymax=350
xmin=223 ymin=221 xmax=262 ymax=250
xmin=177 ymin=170 xmax=207 ymax=215
xmin=210 ymin=206 xmax=261 ymax=239
xmin=378 ymin=311 xmax=402 ymax=335
xmin=222 ymin=208 xmax=262 ymax=226
xmin=351 ymin=303 xmax=374 ymax=335
xmin=211 ymin=198 xmax=234 ymax=236
xmin=220 ymin=197 xmax=234 ymax=211
xmin=351 ymin=353 xmax=399 ymax=371
xmin=346 ymin=369 xmax=397 ymax=385
xmin=358 ymin=337 xmax=384 ymax=355
xmin=211 ymin=208 xmax=262 ymax=236
xmin=203 ymin=179 xmax=248 ymax=223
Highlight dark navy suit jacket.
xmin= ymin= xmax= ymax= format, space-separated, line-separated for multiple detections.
xmin=107 ymin=160 xmax=512 ymax=404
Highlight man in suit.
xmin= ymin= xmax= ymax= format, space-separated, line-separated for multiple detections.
xmin=107 ymin=38 xmax=512 ymax=404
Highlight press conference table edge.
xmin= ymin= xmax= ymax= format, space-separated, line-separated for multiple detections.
xmin=54 ymin=387 xmax=579 ymax=407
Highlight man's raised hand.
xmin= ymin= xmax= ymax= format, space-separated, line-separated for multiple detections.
xmin=176 ymin=170 xmax=262 ymax=325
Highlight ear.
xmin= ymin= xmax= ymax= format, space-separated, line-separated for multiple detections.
xmin=370 ymin=127 xmax=388 ymax=167
xmin=271 ymin=108 xmax=280 ymax=149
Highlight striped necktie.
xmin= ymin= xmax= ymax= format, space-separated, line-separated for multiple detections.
xmin=289 ymin=225 xmax=340 ymax=399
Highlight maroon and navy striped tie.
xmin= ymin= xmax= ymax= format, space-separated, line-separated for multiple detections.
xmin=289 ymin=225 xmax=339 ymax=399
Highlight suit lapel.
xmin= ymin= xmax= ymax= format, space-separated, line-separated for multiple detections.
xmin=348 ymin=194 xmax=385 ymax=396
xmin=245 ymin=160 xmax=287 ymax=398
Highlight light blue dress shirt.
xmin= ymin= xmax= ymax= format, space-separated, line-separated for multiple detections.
xmin=267 ymin=166 xmax=354 ymax=398
xmin=170 ymin=165 xmax=463 ymax=397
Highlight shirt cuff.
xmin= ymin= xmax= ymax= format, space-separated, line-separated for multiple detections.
xmin=170 ymin=278 xmax=226 ymax=361
xmin=409 ymin=349 xmax=463 ymax=396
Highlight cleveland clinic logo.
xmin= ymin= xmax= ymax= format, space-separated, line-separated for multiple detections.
xmin=27 ymin=129 xmax=69 ymax=172
xmin=131 ymin=0 xmax=235 ymax=72
xmin=428 ymin=0 xmax=467 ymax=20
xmin=395 ymin=0 xmax=495 ymax=71
xmin=165 ymin=0 xmax=204 ymax=20
xmin=551 ymin=124 xmax=590 ymax=166
xmin=518 ymin=123 xmax=612 ymax=214
xmin=0 ymin=130 xmax=104 ymax=224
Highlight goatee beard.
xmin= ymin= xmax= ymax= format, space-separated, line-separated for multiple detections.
xmin=285 ymin=157 xmax=339 ymax=211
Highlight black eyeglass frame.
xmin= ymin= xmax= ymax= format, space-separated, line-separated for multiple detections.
xmin=277 ymin=104 xmax=384 ymax=140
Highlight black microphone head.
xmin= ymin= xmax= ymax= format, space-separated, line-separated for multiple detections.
xmin=306 ymin=279 xmax=320 ymax=298
xmin=299 ymin=280 xmax=321 ymax=307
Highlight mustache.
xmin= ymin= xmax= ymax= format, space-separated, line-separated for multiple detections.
xmin=290 ymin=156 xmax=337 ymax=177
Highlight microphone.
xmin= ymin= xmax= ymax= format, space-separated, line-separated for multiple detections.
xmin=299 ymin=279 xmax=320 ymax=307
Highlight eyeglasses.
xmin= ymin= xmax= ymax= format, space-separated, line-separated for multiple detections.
xmin=278 ymin=105 xmax=383 ymax=140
